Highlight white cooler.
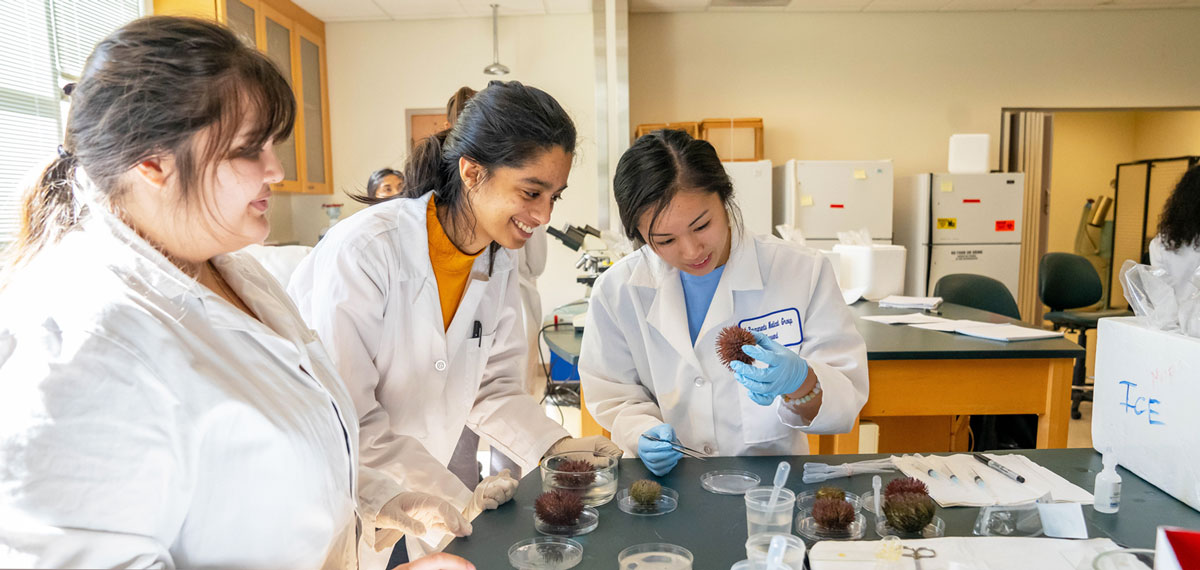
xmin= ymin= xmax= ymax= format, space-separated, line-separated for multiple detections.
xmin=831 ymin=244 xmax=906 ymax=301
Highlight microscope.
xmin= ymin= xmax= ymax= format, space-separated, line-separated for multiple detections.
xmin=547 ymin=223 xmax=612 ymax=292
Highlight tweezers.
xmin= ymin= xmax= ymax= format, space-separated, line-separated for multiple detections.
xmin=641 ymin=435 xmax=709 ymax=460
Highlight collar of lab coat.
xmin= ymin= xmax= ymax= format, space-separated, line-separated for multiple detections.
xmin=80 ymin=205 xmax=205 ymax=302
xmin=629 ymin=230 xmax=764 ymax=361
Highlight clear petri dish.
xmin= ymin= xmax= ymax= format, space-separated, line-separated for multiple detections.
xmin=730 ymin=561 xmax=796 ymax=570
xmin=508 ymin=537 xmax=584 ymax=569
xmin=534 ymin=506 xmax=600 ymax=537
xmin=617 ymin=486 xmax=679 ymax=516
xmin=796 ymin=490 xmax=862 ymax=518
xmin=859 ymin=491 xmax=882 ymax=516
xmin=875 ymin=514 xmax=946 ymax=539
xmin=700 ymin=469 xmax=761 ymax=495
xmin=795 ymin=512 xmax=867 ymax=541
xmin=618 ymin=543 xmax=693 ymax=570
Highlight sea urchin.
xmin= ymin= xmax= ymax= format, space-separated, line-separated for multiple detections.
xmin=535 ymin=489 xmax=585 ymax=526
xmin=629 ymin=479 xmax=663 ymax=508
xmin=717 ymin=326 xmax=757 ymax=369
xmin=553 ymin=458 xmax=597 ymax=488
xmin=812 ymin=497 xmax=856 ymax=531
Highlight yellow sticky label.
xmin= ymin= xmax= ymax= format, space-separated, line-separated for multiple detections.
xmin=853 ymin=169 xmax=867 ymax=180
xmin=937 ymin=218 xmax=958 ymax=229
xmin=800 ymin=195 xmax=814 ymax=207
xmin=940 ymin=181 xmax=954 ymax=192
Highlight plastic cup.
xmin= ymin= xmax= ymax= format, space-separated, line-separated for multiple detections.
xmin=744 ymin=486 xmax=796 ymax=537
xmin=730 ymin=561 xmax=795 ymax=570
xmin=745 ymin=533 xmax=805 ymax=567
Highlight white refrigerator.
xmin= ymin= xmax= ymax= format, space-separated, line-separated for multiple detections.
xmin=771 ymin=160 xmax=894 ymax=249
xmin=894 ymin=173 xmax=1025 ymax=297
xmin=722 ymin=160 xmax=773 ymax=236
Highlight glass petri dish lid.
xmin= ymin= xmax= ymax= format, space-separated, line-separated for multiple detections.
xmin=700 ymin=469 xmax=761 ymax=495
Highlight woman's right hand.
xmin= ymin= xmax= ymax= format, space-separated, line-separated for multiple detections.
xmin=393 ymin=552 xmax=475 ymax=570
xmin=637 ymin=423 xmax=683 ymax=476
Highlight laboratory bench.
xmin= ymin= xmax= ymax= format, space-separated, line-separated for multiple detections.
xmin=443 ymin=449 xmax=1197 ymax=568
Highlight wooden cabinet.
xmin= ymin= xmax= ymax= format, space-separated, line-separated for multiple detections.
xmin=153 ymin=0 xmax=333 ymax=194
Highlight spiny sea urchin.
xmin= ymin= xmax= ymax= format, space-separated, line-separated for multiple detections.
xmin=812 ymin=497 xmax=856 ymax=531
xmin=717 ymin=326 xmax=757 ymax=369
xmin=629 ymin=479 xmax=663 ymax=508
xmin=882 ymin=492 xmax=937 ymax=534
xmin=535 ymin=489 xmax=585 ymax=526
xmin=553 ymin=458 xmax=597 ymax=488
xmin=884 ymin=476 xmax=929 ymax=498
xmin=815 ymin=486 xmax=846 ymax=502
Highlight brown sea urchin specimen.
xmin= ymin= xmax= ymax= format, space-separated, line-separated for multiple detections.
xmin=884 ymin=477 xmax=929 ymax=498
xmin=535 ymin=489 xmax=585 ymax=526
xmin=553 ymin=458 xmax=597 ymax=488
xmin=815 ymin=486 xmax=847 ymax=502
xmin=717 ymin=326 xmax=757 ymax=369
xmin=882 ymin=492 xmax=937 ymax=534
xmin=630 ymin=479 xmax=663 ymax=508
xmin=812 ymin=497 xmax=856 ymax=531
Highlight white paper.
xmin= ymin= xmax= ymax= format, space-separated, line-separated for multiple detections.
xmin=878 ymin=295 xmax=943 ymax=309
xmin=909 ymin=319 xmax=996 ymax=332
xmin=1037 ymin=502 xmax=1089 ymax=539
xmin=891 ymin=454 xmax=1092 ymax=508
xmin=955 ymin=323 xmax=1064 ymax=342
xmin=862 ymin=313 xmax=949 ymax=325
xmin=810 ymin=537 xmax=1122 ymax=570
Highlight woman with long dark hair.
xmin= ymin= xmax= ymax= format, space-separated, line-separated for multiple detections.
xmin=0 ymin=16 xmax=473 ymax=569
xmin=579 ymin=129 xmax=868 ymax=476
xmin=289 ymin=80 xmax=619 ymax=557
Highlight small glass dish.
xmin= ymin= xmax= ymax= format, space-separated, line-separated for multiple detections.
xmin=795 ymin=512 xmax=867 ymax=541
xmin=508 ymin=537 xmax=583 ymax=569
xmin=796 ymin=490 xmax=862 ymax=518
xmin=540 ymin=451 xmax=619 ymax=506
xmin=618 ymin=543 xmax=693 ymax=570
xmin=617 ymin=486 xmax=679 ymax=516
xmin=700 ymin=469 xmax=761 ymax=495
xmin=534 ymin=506 xmax=599 ymax=537
xmin=875 ymin=514 xmax=946 ymax=539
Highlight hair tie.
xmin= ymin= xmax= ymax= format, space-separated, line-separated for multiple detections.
xmin=62 ymin=82 xmax=76 ymax=96
xmin=57 ymin=144 xmax=72 ymax=159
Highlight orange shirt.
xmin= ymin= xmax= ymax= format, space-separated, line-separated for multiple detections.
xmin=426 ymin=198 xmax=482 ymax=331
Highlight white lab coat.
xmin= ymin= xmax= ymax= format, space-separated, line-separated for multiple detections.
xmin=288 ymin=193 xmax=569 ymax=513
xmin=517 ymin=225 xmax=548 ymax=395
xmin=0 ymin=207 xmax=403 ymax=569
xmin=579 ymin=231 xmax=868 ymax=457
xmin=1149 ymin=235 xmax=1200 ymax=301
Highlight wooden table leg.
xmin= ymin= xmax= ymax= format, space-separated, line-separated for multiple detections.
xmin=1038 ymin=358 xmax=1074 ymax=448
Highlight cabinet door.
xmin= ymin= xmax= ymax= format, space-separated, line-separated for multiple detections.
xmin=261 ymin=4 xmax=300 ymax=191
xmin=223 ymin=0 xmax=257 ymax=47
xmin=297 ymin=26 xmax=331 ymax=194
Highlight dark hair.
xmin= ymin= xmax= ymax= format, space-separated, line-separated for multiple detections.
xmin=1157 ymin=164 xmax=1200 ymax=251
xmin=2 ymin=16 xmax=294 ymax=280
xmin=613 ymin=129 xmax=742 ymax=248
xmin=350 ymin=168 xmax=404 ymax=205
xmin=404 ymin=80 xmax=576 ymax=267
xmin=446 ymin=86 xmax=477 ymax=127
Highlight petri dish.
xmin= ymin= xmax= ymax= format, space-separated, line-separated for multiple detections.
xmin=796 ymin=490 xmax=862 ymax=518
xmin=534 ymin=506 xmax=599 ymax=537
xmin=730 ymin=561 xmax=795 ymax=570
xmin=617 ymin=486 xmax=679 ymax=516
xmin=508 ymin=537 xmax=583 ymax=569
xmin=618 ymin=543 xmax=693 ymax=570
xmin=875 ymin=514 xmax=946 ymax=539
xmin=700 ymin=469 xmax=761 ymax=495
xmin=795 ymin=512 xmax=867 ymax=541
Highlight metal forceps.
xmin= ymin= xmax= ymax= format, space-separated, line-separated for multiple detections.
xmin=903 ymin=546 xmax=936 ymax=569
xmin=640 ymin=434 xmax=709 ymax=461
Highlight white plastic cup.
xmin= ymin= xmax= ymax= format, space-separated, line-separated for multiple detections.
xmin=744 ymin=486 xmax=796 ymax=537
xmin=745 ymin=533 xmax=805 ymax=566
xmin=730 ymin=561 xmax=795 ymax=570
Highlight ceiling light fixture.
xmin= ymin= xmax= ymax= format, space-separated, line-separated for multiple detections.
xmin=483 ymin=4 xmax=510 ymax=76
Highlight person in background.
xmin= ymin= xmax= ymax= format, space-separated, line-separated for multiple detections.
xmin=350 ymin=168 xmax=404 ymax=206
xmin=1150 ymin=164 xmax=1200 ymax=301
xmin=579 ymin=129 xmax=869 ymax=476
xmin=0 ymin=16 xmax=473 ymax=569
xmin=288 ymin=80 xmax=620 ymax=559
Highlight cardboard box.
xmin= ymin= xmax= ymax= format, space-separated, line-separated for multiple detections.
xmin=1093 ymin=317 xmax=1200 ymax=512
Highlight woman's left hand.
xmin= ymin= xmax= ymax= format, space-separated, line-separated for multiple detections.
xmin=729 ymin=330 xmax=810 ymax=405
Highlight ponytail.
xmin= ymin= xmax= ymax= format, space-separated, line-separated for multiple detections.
xmin=1 ymin=155 xmax=82 ymax=287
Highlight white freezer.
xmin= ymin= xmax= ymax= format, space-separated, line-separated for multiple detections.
xmin=723 ymin=160 xmax=773 ymax=236
xmin=928 ymin=243 xmax=1021 ymax=299
xmin=893 ymin=175 xmax=930 ymax=297
xmin=930 ymin=173 xmax=1024 ymax=244
xmin=772 ymin=160 xmax=894 ymax=242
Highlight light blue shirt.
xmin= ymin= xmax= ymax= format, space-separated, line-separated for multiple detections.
xmin=680 ymin=265 xmax=726 ymax=345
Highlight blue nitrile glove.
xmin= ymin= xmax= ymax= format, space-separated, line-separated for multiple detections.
xmin=638 ymin=423 xmax=683 ymax=476
xmin=729 ymin=330 xmax=810 ymax=406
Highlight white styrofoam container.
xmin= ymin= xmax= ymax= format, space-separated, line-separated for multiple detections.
xmin=1093 ymin=317 xmax=1200 ymax=512
xmin=723 ymin=160 xmax=773 ymax=236
xmin=948 ymin=133 xmax=990 ymax=174
xmin=832 ymin=244 xmax=906 ymax=301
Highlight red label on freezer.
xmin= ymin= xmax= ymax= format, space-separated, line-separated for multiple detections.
xmin=996 ymin=220 xmax=1015 ymax=231
xmin=963 ymin=199 xmax=982 ymax=204
xmin=829 ymin=204 xmax=845 ymax=209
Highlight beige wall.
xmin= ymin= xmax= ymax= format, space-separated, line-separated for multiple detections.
xmin=1133 ymin=110 xmax=1200 ymax=160
xmin=1046 ymin=112 xmax=1134 ymax=256
xmin=285 ymin=13 xmax=598 ymax=320
xmin=629 ymin=10 xmax=1200 ymax=178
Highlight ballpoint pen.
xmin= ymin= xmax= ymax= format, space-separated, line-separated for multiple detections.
xmin=974 ymin=453 xmax=1026 ymax=483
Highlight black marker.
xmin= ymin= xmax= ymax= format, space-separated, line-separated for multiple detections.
xmin=472 ymin=321 xmax=482 ymax=347
xmin=974 ymin=453 xmax=1025 ymax=483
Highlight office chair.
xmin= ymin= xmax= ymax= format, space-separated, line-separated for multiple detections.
xmin=933 ymin=274 xmax=1033 ymax=450
xmin=1038 ymin=252 xmax=1133 ymax=420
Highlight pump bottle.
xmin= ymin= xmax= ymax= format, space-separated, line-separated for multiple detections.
xmin=1093 ymin=451 xmax=1121 ymax=514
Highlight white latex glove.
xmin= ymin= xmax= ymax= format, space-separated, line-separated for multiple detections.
xmin=545 ymin=435 xmax=624 ymax=459
xmin=464 ymin=468 xmax=519 ymax=520
xmin=374 ymin=491 xmax=473 ymax=552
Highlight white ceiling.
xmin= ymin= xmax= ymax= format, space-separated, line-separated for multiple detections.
xmin=294 ymin=0 xmax=1200 ymax=22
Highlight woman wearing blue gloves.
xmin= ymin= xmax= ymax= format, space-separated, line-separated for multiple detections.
xmin=579 ymin=130 xmax=869 ymax=476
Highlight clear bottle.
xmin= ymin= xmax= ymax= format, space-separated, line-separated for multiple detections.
xmin=1093 ymin=451 xmax=1121 ymax=514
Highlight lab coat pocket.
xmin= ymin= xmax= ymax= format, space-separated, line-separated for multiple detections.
xmin=738 ymin=387 xmax=791 ymax=445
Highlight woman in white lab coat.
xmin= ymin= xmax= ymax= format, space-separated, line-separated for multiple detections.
xmin=0 ymin=17 xmax=473 ymax=569
xmin=288 ymin=81 xmax=620 ymax=537
xmin=579 ymin=129 xmax=869 ymax=476
xmin=1150 ymin=165 xmax=1200 ymax=300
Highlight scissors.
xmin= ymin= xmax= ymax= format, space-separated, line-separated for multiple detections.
xmin=903 ymin=546 xmax=936 ymax=569
xmin=640 ymin=434 xmax=709 ymax=461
